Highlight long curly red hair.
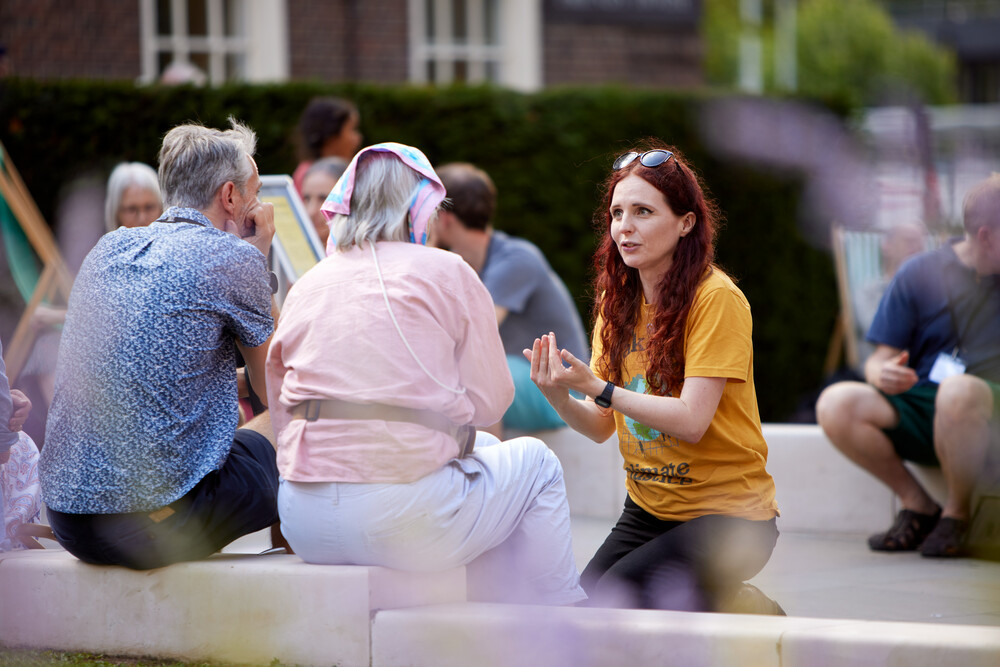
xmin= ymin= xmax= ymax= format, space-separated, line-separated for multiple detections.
xmin=591 ymin=142 xmax=720 ymax=395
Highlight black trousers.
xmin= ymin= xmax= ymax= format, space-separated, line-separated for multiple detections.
xmin=581 ymin=495 xmax=778 ymax=611
xmin=48 ymin=429 xmax=279 ymax=570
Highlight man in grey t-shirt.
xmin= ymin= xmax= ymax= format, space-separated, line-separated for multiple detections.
xmin=433 ymin=163 xmax=589 ymax=434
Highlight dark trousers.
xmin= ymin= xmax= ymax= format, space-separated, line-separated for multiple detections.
xmin=48 ymin=429 xmax=279 ymax=570
xmin=581 ymin=495 xmax=778 ymax=611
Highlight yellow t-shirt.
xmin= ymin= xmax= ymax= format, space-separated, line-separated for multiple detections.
xmin=590 ymin=269 xmax=778 ymax=522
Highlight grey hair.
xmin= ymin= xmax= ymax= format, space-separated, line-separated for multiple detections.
xmin=304 ymin=156 xmax=349 ymax=183
xmin=157 ymin=116 xmax=257 ymax=210
xmin=104 ymin=162 xmax=162 ymax=232
xmin=329 ymin=152 xmax=422 ymax=251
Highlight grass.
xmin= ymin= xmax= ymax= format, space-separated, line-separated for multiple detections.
xmin=0 ymin=651 xmax=292 ymax=667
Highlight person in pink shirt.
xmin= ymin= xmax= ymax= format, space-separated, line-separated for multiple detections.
xmin=265 ymin=143 xmax=586 ymax=606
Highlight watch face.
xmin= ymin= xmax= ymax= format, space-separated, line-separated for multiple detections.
xmin=269 ymin=271 xmax=279 ymax=295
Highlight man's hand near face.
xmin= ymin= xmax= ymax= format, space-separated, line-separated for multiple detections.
xmin=226 ymin=200 xmax=275 ymax=257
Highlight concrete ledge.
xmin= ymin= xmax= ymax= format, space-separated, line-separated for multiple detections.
xmin=0 ymin=548 xmax=465 ymax=666
xmin=543 ymin=422 xmax=946 ymax=534
xmin=540 ymin=427 xmax=625 ymax=520
xmin=372 ymin=602 xmax=1000 ymax=667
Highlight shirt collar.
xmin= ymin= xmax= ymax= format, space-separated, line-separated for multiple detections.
xmin=159 ymin=206 xmax=213 ymax=228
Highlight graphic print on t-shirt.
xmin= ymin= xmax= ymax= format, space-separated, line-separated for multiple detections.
xmin=623 ymin=375 xmax=680 ymax=456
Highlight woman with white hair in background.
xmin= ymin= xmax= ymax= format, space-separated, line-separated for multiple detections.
xmin=266 ymin=143 xmax=586 ymax=606
xmin=104 ymin=161 xmax=163 ymax=232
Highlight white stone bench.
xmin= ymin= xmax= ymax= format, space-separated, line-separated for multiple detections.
xmin=372 ymin=602 xmax=1000 ymax=667
xmin=542 ymin=422 xmax=947 ymax=534
xmin=3 ymin=423 xmax=989 ymax=667
xmin=0 ymin=548 xmax=465 ymax=666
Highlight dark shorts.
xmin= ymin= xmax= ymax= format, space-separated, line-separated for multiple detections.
xmin=48 ymin=429 xmax=279 ymax=570
xmin=882 ymin=384 xmax=939 ymax=466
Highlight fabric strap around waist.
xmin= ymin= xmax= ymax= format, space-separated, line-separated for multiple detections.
xmin=290 ymin=398 xmax=476 ymax=457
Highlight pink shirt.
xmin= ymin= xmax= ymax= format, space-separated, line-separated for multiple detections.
xmin=266 ymin=242 xmax=514 ymax=483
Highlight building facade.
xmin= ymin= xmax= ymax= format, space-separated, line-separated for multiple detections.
xmin=0 ymin=0 xmax=705 ymax=91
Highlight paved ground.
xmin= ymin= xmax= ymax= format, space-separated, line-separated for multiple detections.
xmin=226 ymin=515 xmax=1000 ymax=627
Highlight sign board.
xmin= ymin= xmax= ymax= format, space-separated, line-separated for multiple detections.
xmin=259 ymin=175 xmax=325 ymax=299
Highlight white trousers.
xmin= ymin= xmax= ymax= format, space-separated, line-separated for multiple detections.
xmin=279 ymin=432 xmax=586 ymax=606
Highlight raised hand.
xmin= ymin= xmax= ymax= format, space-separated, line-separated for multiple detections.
xmin=523 ymin=332 xmax=602 ymax=408
xmin=225 ymin=200 xmax=275 ymax=257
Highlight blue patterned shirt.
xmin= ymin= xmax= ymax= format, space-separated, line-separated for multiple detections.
xmin=40 ymin=208 xmax=273 ymax=513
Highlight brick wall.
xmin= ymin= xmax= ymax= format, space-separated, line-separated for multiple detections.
xmin=0 ymin=1 xmax=700 ymax=88
xmin=288 ymin=0 xmax=408 ymax=83
xmin=0 ymin=0 xmax=141 ymax=80
xmin=544 ymin=23 xmax=702 ymax=88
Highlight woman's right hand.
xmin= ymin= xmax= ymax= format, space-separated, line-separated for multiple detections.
xmin=524 ymin=332 xmax=603 ymax=409
xmin=524 ymin=333 xmax=571 ymax=409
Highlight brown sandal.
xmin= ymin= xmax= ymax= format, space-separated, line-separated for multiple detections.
xmin=920 ymin=517 xmax=968 ymax=558
xmin=868 ymin=507 xmax=941 ymax=551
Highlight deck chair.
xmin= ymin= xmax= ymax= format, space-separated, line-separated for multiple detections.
xmin=826 ymin=226 xmax=884 ymax=374
xmin=0 ymin=142 xmax=74 ymax=385
xmin=826 ymin=224 xmax=938 ymax=375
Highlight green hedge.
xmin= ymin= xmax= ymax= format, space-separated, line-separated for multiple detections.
xmin=0 ymin=80 xmax=838 ymax=421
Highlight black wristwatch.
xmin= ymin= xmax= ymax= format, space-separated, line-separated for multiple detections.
xmin=594 ymin=381 xmax=615 ymax=408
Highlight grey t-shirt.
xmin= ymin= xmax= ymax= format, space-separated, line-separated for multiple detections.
xmin=481 ymin=231 xmax=589 ymax=362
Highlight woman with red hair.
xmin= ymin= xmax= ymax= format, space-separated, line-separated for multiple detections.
xmin=526 ymin=143 xmax=780 ymax=612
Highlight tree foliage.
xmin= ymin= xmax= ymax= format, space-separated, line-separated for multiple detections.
xmin=704 ymin=0 xmax=957 ymax=107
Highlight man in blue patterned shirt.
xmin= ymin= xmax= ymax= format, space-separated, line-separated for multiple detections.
xmin=40 ymin=118 xmax=280 ymax=569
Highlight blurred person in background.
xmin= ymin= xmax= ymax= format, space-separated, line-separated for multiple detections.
xmin=299 ymin=157 xmax=348 ymax=246
xmin=293 ymin=97 xmax=362 ymax=193
xmin=1 ymin=337 xmax=43 ymax=552
xmin=817 ymin=175 xmax=1000 ymax=559
xmin=104 ymin=162 xmax=163 ymax=232
xmin=432 ymin=162 xmax=590 ymax=436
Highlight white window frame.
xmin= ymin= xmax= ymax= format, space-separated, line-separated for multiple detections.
xmin=139 ymin=0 xmax=288 ymax=85
xmin=408 ymin=0 xmax=541 ymax=91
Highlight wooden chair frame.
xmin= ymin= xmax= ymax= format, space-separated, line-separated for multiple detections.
xmin=0 ymin=141 xmax=74 ymax=384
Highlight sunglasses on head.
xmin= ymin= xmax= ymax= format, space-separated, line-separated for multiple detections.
xmin=613 ymin=149 xmax=674 ymax=171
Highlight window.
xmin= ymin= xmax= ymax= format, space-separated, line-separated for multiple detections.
xmin=409 ymin=0 xmax=541 ymax=91
xmin=139 ymin=0 xmax=288 ymax=85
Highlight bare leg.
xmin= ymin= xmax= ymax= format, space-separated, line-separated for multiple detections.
xmin=816 ymin=381 xmax=938 ymax=514
xmin=933 ymin=375 xmax=994 ymax=521
xmin=241 ymin=410 xmax=276 ymax=450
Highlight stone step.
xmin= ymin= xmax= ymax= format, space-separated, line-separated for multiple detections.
xmin=372 ymin=601 xmax=1000 ymax=667
xmin=0 ymin=548 xmax=465 ymax=666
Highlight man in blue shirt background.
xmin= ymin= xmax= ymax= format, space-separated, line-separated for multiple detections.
xmin=817 ymin=174 xmax=1000 ymax=558
xmin=40 ymin=118 xmax=280 ymax=569
xmin=432 ymin=162 xmax=590 ymax=436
